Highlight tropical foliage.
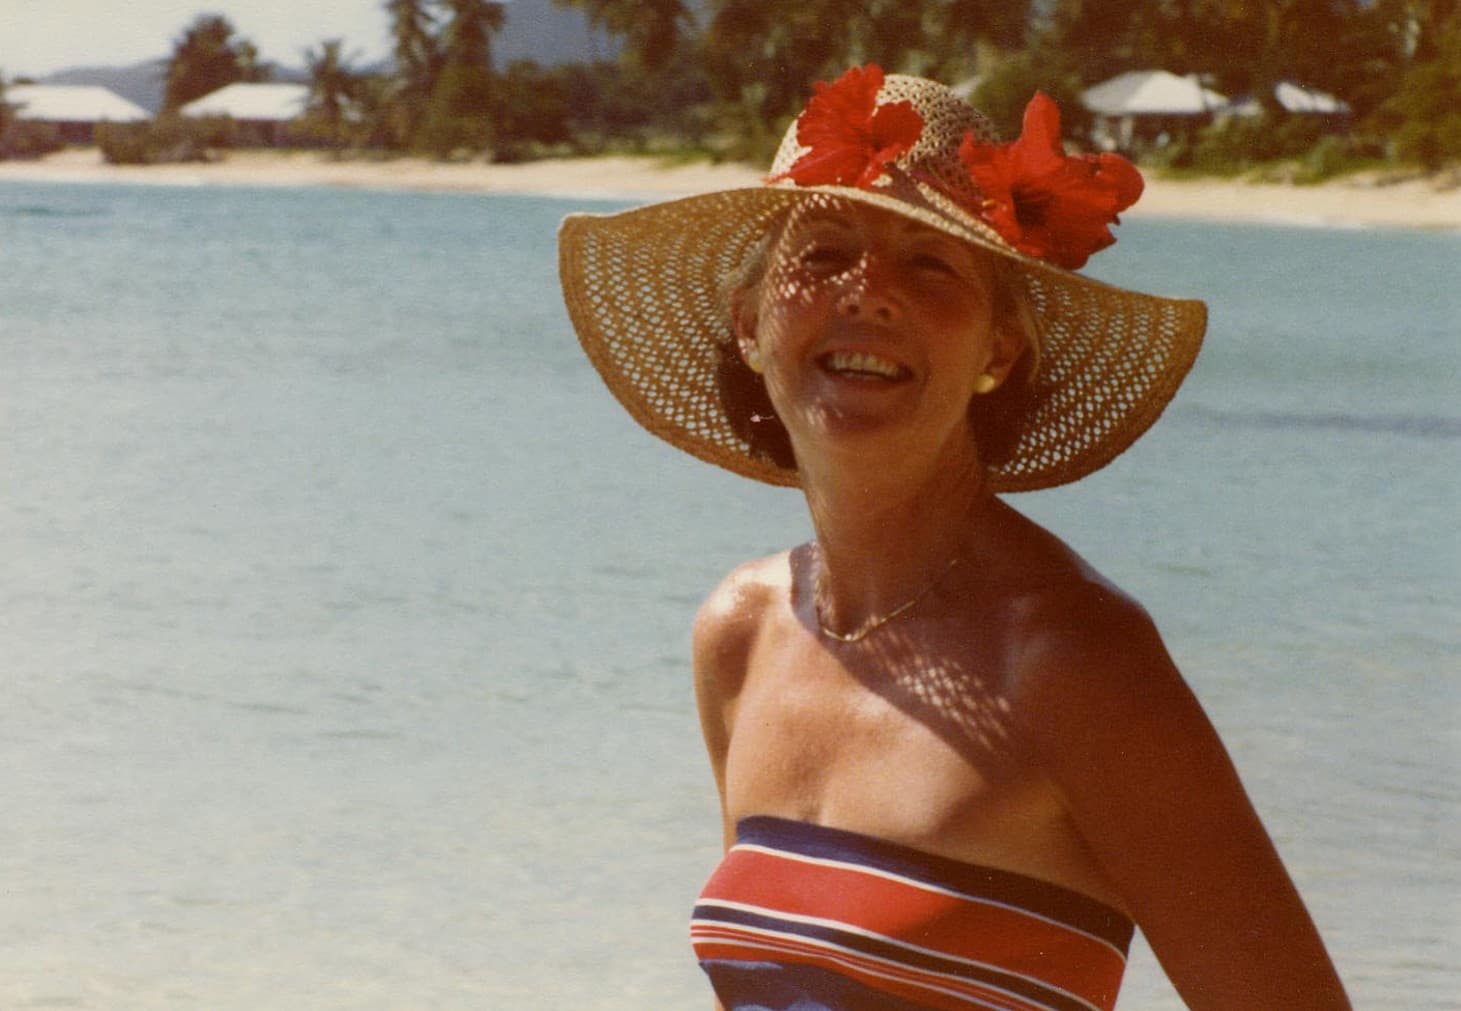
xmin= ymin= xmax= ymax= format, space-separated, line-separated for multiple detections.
xmin=1371 ymin=17 xmax=1461 ymax=168
xmin=702 ymin=0 xmax=1030 ymax=123
xmin=0 ymin=70 xmax=10 ymax=151
xmin=88 ymin=14 xmax=267 ymax=165
xmin=300 ymin=39 xmax=364 ymax=151
xmin=162 ymin=14 xmax=270 ymax=112
xmin=0 ymin=67 xmax=67 ymax=158
xmin=95 ymin=115 xmax=228 ymax=165
xmin=29 ymin=0 xmax=1461 ymax=174
xmin=383 ymin=0 xmax=441 ymax=149
xmin=415 ymin=0 xmax=506 ymax=157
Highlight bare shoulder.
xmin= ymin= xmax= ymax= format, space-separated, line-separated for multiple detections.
xmin=1002 ymin=554 xmax=1204 ymax=779
xmin=984 ymin=513 xmax=1185 ymax=738
xmin=1013 ymin=569 xmax=1172 ymax=692
xmin=692 ymin=551 xmax=791 ymax=704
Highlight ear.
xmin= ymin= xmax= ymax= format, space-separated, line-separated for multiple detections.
xmin=730 ymin=291 xmax=764 ymax=374
xmin=973 ymin=326 xmax=1026 ymax=395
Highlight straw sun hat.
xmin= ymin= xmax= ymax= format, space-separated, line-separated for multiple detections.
xmin=558 ymin=66 xmax=1207 ymax=492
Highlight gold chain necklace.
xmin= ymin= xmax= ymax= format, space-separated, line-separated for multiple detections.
xmin=812 ymin=548 xmax=961 ymax=643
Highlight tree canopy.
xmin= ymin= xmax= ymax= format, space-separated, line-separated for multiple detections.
xmin=162 ymin=14 xmax=270 ymax=112
xmin=114 ymin=0 xmax=1461 ymax=172
xmin=416 ymin=0 xmax=506 ymax=156
xmin=301 ymin=39 xmax=363 ymax=151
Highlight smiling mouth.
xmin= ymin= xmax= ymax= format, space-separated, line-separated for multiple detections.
xmin=819 ymin=350 xmax=911 ymax=381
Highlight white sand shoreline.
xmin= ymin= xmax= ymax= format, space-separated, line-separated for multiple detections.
xmin=3 ymin=148 xmax=1459 ymax=232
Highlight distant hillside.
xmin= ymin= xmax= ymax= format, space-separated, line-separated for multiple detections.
xmin=44 ymin=61 xmax=169 ymax=114
xmin=39 ymin=1 xmax=617 ymax=113
xmin=495 ymin=0 xmax=619 ymax=66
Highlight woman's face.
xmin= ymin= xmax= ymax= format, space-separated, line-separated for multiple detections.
xmin=738 ymin=200 xmax=1021 ymax=468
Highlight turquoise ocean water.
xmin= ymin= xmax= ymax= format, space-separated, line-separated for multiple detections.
xmin=1 ymin=179 xmax=1456 ymax=1009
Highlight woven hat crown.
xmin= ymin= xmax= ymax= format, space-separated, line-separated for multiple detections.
xmin=767 ymin=73 xmax=999 ymax=210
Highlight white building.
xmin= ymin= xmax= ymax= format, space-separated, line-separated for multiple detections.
xmin=180 ymin=83 xmax=310 ymax=144
xmin=5 ymin=84 xmax=150 ymax=143
xmin=1081 ymin=70 xmax=1227 ymax=151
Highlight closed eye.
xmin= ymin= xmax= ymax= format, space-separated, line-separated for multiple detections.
xmin=800 ymin=244 xmax=854 ymax=273
xmin=910 ymin=252 xmax=959 ymax=276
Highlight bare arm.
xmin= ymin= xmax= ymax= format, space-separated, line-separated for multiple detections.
xmin=1015 ymin=592 xmax=1349 ymax=1009
xmin=691 ymin=569 xmax=757 ymax=852
xmin=692 ymin=565 xmax=768 ymax=1011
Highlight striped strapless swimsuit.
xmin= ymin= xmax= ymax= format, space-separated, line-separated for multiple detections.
xmin=691 ymin=817 xmax=1134 ymax=1011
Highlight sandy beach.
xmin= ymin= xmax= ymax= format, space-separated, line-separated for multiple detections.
xmin=3 ymin=147 xmax=1460 ymax=231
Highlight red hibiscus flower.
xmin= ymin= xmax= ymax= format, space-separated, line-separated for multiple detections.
xmin=776 ymin=64 xmax=924 ymax=189
xmin=959 ymin=92 xmax=1143 ymax=270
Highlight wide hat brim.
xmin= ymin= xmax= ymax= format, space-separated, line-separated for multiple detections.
xmin=559 ymin=171 xmax=1206 ymax=493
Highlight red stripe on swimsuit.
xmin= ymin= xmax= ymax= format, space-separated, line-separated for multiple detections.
xmin=691 ymin=817 xmax=1134 ymax=1011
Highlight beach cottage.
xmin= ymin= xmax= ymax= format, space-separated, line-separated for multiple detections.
xmin=1081 ymin=70 xmax=1227 ymax=152
xmin=4 ymin=84 xmax=150 ymax=144
xmin=180 ymin=82 xmax=310 ymax=146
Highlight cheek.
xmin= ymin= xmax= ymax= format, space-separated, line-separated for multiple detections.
xmin=756 ymin=278 xmax=825 ymax=352
xmin=924 ymin=304 xmax=997 ymax=374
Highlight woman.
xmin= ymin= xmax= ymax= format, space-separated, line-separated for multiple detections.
xmin=560 ymin=67 xmax=1348 ymax=1010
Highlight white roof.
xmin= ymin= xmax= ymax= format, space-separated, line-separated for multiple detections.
xmin=5 ymin=84 xmax=150 ymax=123
xmin=1222 ymin=82 xmax=1352 ymax=118
xmin=950 ymin=76 xmax=982 ymax=100
xmin=1081 ymin=70 xmax=1226 ymax=117
xmin=1274 ymin=81 xmax=1350 ymax=114
xmin=180 ymin=83 xmax=309 ymax=121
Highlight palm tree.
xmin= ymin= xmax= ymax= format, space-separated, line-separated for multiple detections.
xmin=384 ymin=0 xmax=440 ymax=148
xmin=163 ymin=14 xmax=269 ymax=112
xmin=303 ymin=39 xmax=361 ymax=153
xmin=438 ymin=0 xmax=506 ymax=71
xmin=417 ymin=0 xmax=506 ymax=157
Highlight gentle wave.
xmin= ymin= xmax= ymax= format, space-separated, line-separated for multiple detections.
xmin=1181 ymin=405 xmax=1461 ymax=438
xmin=1 ymin=202 xmax=109 ymax=219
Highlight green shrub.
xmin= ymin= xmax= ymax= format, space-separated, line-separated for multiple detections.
xmin=415 ymin=61 xmax=495 ymax=159
xmin=1141 ymin=135 xmax=1195 ymax=171
xmin=1271 ymin=115 xmax=1326 ymax=157
xmin=1190 ymin=112 xmax=1335 ymax=174
xmin=489 ymin=61 xmax=572 ymax=162
xmin=708 ymin=86 xmax=786 ymax=166
xmin=96 ymin=115 xmax=227 ymax=165
xmin=1190 ymin=117 xmax=1264 ymax=173
xmin=0 ymin=119 xmax=64 ymax=159
xmin=1289 ymin=135 xmax=1383 ymax=184
xmin=95 ymin=122 xmax=152 ymax=164
xmin=1374 ymin=26 xmax=1461 ymax=170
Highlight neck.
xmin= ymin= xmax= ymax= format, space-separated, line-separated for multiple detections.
xmin=799 ymin=440 xmax=993 ymax=638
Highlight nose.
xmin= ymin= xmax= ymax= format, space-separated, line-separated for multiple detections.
xmin=835 ymin=255 xmax=900 ymax=323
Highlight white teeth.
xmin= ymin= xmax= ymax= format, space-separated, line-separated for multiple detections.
xmin=826 ymin=350 xmax=904 ymax=379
